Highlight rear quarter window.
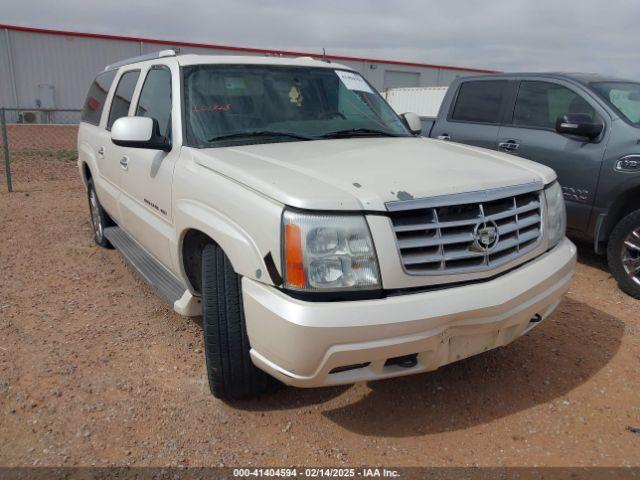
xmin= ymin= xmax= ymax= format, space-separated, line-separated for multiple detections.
xmin=81 ymin=70 xmax=117 ymax=126
xmin=450 ymin=80 xmax=508 ymax=124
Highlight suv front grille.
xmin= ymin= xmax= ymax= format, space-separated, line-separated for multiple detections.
xmin=387 ymin=184 xmax=544 ymax=275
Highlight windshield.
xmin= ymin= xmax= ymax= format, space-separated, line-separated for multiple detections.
xmin=591 ymin=81 xmax=640 ymax=126
xmin=183 ymin=65 xmax=409 ymax=146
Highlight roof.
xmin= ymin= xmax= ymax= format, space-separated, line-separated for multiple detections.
xmin=549 ymin=72 xmax=634 ymax=85
xmin=104 ymin=51 xmax=347 ymax=71
xmin=176 ymin=54 xmax=350 ymax=70
xmin=461 ymin=72 xmax=634 ymax=85
xmin=0 ymin=23 xmax=499 ymax=74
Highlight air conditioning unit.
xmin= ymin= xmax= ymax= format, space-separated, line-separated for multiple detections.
xmin=18 ymin=111 xmax=44 ymax=124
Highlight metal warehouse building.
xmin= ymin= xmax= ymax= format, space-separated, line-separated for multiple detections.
xmin=0 ymin=24 xmax=496 ymax=112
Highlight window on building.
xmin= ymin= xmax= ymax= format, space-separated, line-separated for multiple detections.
xmin=450 ymin=80 xmax=508 ymax=124
xmin=135 ymin=66 xmax=172 ymax=139
xmin=81 ymin=70 xmax=117 ymax=126
xmin=107 ymin=70 xmax=140 ymax=131
xmin=383 ymin=71 xmax=420 ymax=90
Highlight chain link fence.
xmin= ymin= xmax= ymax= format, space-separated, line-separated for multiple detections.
xmin=0 ymin=107 xmax=82 ymax=192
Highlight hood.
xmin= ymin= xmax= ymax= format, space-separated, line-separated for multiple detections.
xmin=190 ymin=137 xmax=556 ymax=211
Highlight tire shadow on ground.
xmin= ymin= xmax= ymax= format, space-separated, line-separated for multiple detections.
xmin=574 ymin=240 xmax=610 ymax=274
xmin=318 ymin=298 xmax=623 ymax=437
xmin=188 ymin=316 xmax=350 ymax=409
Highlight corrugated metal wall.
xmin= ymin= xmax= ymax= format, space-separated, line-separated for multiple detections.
xmin=0 ymin=26 xmax=484 ymax=110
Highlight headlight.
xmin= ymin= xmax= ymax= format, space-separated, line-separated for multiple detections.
xmin=282 ymin=210 xmax=381 ymax=292
xmin=544 ymin=181 xmax=566 ymax=248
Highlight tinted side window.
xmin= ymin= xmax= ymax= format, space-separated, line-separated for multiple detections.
xmin=451 ymin=80 xmax=508 ymax=124
xmin=107 ymin=70 xmax=140 ymax=130
xmin=135 ymin=67 xmax=172 ymax=138
xmin=513 ymin=81 xmax=597 ymax=129
xmin=81 ymin=70 xmax=117 ymax=126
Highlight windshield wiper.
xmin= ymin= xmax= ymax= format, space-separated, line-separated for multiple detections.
xmin=320 ymin=128 xmax=404 ymax=139
xmin=208 ymin=130 xmax=316 ymax=142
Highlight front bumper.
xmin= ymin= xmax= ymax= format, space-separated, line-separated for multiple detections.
xmin=243 ymin=238 xmax=576 ymax=388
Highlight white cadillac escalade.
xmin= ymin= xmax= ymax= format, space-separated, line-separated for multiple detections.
xmin=77 ymin=51 xmax=576 ymax=399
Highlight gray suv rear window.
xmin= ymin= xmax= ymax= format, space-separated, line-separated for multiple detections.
xmin=451 ymin=80 xmax=508 ymax=124
xmin=81 ymin=70 xmax=117 ymax=126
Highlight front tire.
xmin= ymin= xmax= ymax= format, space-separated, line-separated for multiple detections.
xmin=201 ymin=243 xmax=272 ymax=399
xmin=607 ymin=209 xmax=640 ymax=299
xmin=87 ymin=179 xmax=113 ymax=249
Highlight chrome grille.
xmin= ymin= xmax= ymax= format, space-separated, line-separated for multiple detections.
xmin=387 ymin=184 xmax=544 ymax=275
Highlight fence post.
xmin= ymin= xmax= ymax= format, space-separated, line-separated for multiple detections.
xmin=1 ymin=108 xmax=12 ymax=193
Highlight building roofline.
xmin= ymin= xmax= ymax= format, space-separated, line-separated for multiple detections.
xmin=0 ymin=23 xmax=499 ymax=74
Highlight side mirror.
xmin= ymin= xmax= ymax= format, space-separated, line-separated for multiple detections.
xmin=555 ymin=114 xmax=603 ymax=140
xmin=111 ymin=116 xmax=171 ymax=151
xmin=401 ymin=112 xmax=423 ymax=135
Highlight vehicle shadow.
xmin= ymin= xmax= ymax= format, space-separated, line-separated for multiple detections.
xmin=319 ymin=298 xmax=623 ymax=437
xmin=574 ymin=239 xmax=610 ymax=274
xmin=231 ymin=384 xmax=350 ymax=410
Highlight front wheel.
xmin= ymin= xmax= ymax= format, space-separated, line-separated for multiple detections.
xmin=607 ymin=209 xmax=640 ymax=299
xmin=201 ymin=243 xmax=273 ymax=399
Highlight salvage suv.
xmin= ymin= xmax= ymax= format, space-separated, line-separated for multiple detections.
xmin=78 ymin=51 xmax=576 ymax=399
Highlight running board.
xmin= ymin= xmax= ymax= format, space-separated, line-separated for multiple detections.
xmin=104 ymin=226 xmax=187 ymax=305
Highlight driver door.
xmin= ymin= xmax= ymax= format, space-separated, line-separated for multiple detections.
xmin=116 ymin=63 xmax=179 ymax=268
xmin=497 ymin=79 xmax=609 ymax=234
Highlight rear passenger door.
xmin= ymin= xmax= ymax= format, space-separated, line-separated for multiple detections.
xmin=79 ymin=69 xmax=118 ymax=216
xmin=431 ymin=79 xmax=513 ymax=150
xmin=99 ymin=68 xmax=141 ymax=219
xmin=497 ymin=79 xmax=609 ymax=234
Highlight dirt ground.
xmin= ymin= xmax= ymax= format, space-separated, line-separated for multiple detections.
xmin=1 ymin=151 xmax=639 ymax=468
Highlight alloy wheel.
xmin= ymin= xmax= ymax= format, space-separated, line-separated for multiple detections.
xmin=621 ymin=227 xmax=640 ymax=286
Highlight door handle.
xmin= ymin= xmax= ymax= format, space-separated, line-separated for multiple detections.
xmin=498 ymin=141 xmax=520 ymax=151
xmin=437 ymin=134 xmax=450 ymax=141
xmin=119 ymin=156 xmax=129 ymax=171
xmin=97 ymin=146 xmax=105 ymax=158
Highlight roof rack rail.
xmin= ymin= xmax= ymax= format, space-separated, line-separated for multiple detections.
xmin=105 ymin=49 xmax=178 ymax=71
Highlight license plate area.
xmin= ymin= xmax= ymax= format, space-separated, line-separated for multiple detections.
xmin=448 ymin=331 xmax=499 ymax=362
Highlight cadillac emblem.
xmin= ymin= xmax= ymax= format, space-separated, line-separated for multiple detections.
xmin=472 ymin=220 xmax=499 ymax=252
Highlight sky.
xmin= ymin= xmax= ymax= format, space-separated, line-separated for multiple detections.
xmin=4 ymin=0 xmax=640 ymax=78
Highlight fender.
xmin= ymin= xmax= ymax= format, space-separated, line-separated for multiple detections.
xmin=77 ymin=139 xmax=97 ymax=188
xmin=592 ymin=174 xmax=640 ymax=252
xmin=174 ymin=198 xmax=273 ymax=290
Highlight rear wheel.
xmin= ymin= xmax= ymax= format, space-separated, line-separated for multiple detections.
xmin=87 ymin=179 xmax=113 ymax=249
xmin=607 ymin=209 xmax=640 ymax=299
xmin=201 ymin=243 xmax=273 ymax=399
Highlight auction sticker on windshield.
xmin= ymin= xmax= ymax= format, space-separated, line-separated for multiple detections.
xmin=335 ymin=70 xmax=373 ymax=93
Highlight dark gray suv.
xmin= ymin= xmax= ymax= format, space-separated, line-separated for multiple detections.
xmin=425 ymin=73 xmax=640 ymax=298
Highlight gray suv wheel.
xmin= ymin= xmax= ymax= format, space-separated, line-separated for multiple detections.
xmin=607 ymin=209 xmax=640 ymax=299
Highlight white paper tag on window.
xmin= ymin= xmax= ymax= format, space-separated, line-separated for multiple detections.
xmin=335 ymin=70 xmax=373 ymax=93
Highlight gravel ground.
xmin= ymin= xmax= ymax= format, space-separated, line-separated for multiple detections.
xmin=1 ymin=153 xmax=639 ymax=468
